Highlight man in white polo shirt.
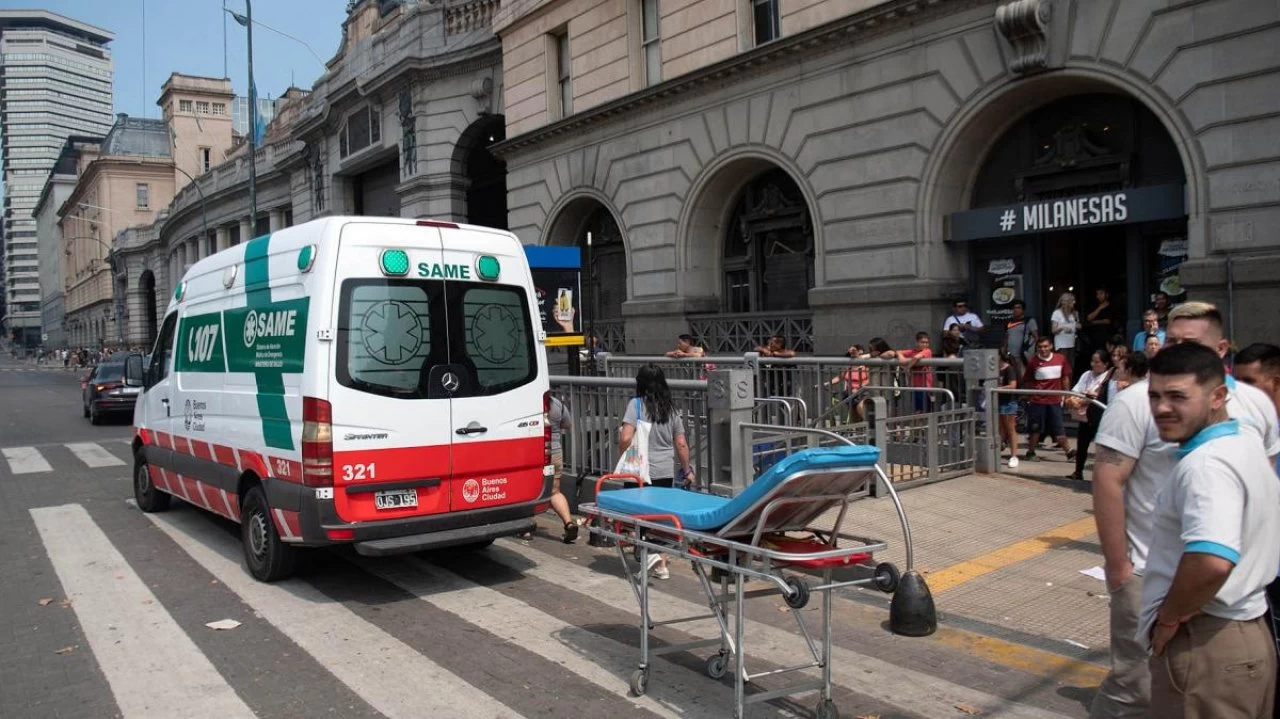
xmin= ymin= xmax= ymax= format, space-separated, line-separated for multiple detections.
xmin=1140 ymin=342 xmax=1279 ymax=717
xmin=1089 ymin=302 xmax=1280 ymax=719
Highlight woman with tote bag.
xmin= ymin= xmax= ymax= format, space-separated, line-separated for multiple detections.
xmin=616 ymin=364 xmax=694 ymax=580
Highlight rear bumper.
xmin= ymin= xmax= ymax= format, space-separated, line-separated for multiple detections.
xmin=352 ymin=516 xmax=535 ymax=556
xmin=93 ymin=397 xmax=137 ymax=412
xmin=283 ymin=471 xmax=553 ymax=552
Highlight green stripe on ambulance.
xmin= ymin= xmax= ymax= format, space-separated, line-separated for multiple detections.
xmin=175 ymin=298 xmax=309 ymax=374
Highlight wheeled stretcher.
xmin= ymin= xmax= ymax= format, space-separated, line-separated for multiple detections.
xmin=580 ymin=445 xmax=905 ymax=719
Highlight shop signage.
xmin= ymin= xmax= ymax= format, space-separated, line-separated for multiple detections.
xmin=948 ymin=184 xmax=1185 ymax=242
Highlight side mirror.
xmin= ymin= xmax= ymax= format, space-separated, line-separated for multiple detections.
xmin=125 ymin=354 xmax=145 ymax=387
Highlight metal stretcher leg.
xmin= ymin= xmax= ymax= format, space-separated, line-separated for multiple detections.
xmin=733 ymin=549 xmax=746 ymax=719
xmin=629 ymin=544 xmax=652 ymax=696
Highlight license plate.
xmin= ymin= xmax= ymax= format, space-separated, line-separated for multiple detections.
xmin=374 ymin=488 xmax=417 ymax=510
xmin=121 ymin=387 xmax=139 ymax=395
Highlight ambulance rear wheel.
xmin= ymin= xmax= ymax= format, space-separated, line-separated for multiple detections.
xmin=242 ymin=486 xmax=298 ymax=582
xmin=133 ymin=456 xmax=170 ymax=513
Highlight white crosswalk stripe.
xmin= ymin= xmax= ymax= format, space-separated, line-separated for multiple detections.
xmin=1 ymin=442 xmax=131 ymax=475
xmin=145 ymin=508 xmax=526 ymax=719
xmin=31 ymin=504 xmax=255 ymax=719
xmin=25 ymin=502 xmax=1078 ymax=719
xmin=66 ymin=442 xmax=127 ymax=468
xmin=2 ymin=446 xmax=53 ymax=474
xmin=367 ymin=555 xmax=776 ymax=719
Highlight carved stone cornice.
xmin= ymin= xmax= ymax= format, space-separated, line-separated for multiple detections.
xmin=995 ymin=0 xmax=1051 ymax=75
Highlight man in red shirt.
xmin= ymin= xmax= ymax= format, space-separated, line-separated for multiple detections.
xmin=1023 ymin=336 xmax=1077 ymax=462
xmin=898 ymin=332 xmax=935 ymax=412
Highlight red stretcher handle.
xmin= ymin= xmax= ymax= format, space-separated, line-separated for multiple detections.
xmin=595 ymin=472 xmax=643 ymax=498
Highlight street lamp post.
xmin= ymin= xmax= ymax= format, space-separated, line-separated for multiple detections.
xmin=228 ymin=2 xmax=258 ymax=225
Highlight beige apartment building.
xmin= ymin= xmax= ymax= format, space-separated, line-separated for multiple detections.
xmin=493 ymin=0 xmax=1280 ymax=353
xmin=56 ymin=74 xmax=235 ymax=347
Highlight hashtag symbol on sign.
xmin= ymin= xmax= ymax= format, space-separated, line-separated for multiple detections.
xmin=999 ymin=209 xmax=1017 ymax=232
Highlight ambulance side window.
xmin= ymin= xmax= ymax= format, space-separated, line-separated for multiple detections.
xmin=147 ymin=312 xmax=179 ymax=389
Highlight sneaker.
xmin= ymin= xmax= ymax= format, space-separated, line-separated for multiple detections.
xmin=562 ymin=522 xmax=579 ymax=544
xmin=1007 ymin=456 xmax=1020 ymax=469
xmin=1024 ymin=451 xmax=1039 ymax=462
xmin=1066 ymin=449 xmax=1078 ymax=461
xmin=651 ymin=565 xmax=670 ymax=580
xmin=645 ymin=553 xmax=662 ymax=573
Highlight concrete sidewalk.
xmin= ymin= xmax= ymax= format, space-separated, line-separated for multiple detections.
xmin=841 ymin=447 xmax=1111 ymax=659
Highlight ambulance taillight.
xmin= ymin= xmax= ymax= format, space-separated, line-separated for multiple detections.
xmin=301 ymin=397 xmax=334 ymax=487
xmin=543 ymin=390 xmax=552 ymax=469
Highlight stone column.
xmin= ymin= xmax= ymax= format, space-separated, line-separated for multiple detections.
xmin=177 ymin=243 xmax=188 ymax=274
xmin=188 ymin=237 xmax=201 ymax=263
xmin=238 ymin=217 xmax=251 ymax=247
xmin=269 ymin=209 xmax=284 ymax=232
xmin=216 ymin=226 xmax=230 ymax=252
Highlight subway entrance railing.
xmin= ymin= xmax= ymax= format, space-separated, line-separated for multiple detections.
xmin=552 ymin=356 xmax=981 ymax=496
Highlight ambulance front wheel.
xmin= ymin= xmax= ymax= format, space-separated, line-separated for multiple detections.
xmin=242 ymin=486 xmax=298 ymax=582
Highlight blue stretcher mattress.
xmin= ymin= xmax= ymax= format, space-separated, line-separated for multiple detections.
xmin=595 ymin=445 xmax=881 ymax=532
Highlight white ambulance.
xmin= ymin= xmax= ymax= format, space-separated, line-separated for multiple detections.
xmin=125 ymin=216 xmax=552 ymax=581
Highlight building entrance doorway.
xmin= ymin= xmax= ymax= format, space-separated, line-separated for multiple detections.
xmin=958 ymin=93 xmax=1187 ymax=357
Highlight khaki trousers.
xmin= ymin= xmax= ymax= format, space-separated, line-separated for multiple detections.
xmin=1091 ymin=575 xmax=1151 ymax=719
xmin=1150 ymin=614 xmax=1276 ymax=719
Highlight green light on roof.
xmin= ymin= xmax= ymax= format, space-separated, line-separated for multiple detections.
xmin=476 ymin=255 xmax=500 ymax=281
xmin=380 ymin=249 xmax=410 ymax=276
xmin=173 ymin=282 xmax=184 ymax=301
xmin=297 ymin=245 xmax=316 ymax=272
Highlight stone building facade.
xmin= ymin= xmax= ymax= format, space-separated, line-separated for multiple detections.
xmin=117 ymin=0 xmax=513 ymax=348
xmin=493 ymin=0 xmax=1280 ymax=353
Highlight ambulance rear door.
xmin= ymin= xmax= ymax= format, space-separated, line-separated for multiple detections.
xmin=328 ymin=220 xmax=455 ymax=522
xmin=439 ymin=229 xmax=548 ymax=512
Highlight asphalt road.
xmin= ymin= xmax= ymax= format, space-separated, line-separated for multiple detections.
xmin=0 ymin=356 xmax=1093 ymax=719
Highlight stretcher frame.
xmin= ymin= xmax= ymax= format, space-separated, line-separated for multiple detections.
xmin=581 ymin=458 xmax=905 ymax=719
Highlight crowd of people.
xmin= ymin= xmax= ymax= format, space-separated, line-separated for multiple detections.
xmin=32 ymin=346 xmax=140 ymax=369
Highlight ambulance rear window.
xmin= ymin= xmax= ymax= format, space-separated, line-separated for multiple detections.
xmin=337 ymin=280 xmax=440 ymax=397
xmin=336 ymin=279 xmax=537 ymax=399
xmin=456 ymin=284 xmax=537 ymax=395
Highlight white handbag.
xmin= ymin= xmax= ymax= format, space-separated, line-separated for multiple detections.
xmin=613 ymin=398 xmax=652 ymax=484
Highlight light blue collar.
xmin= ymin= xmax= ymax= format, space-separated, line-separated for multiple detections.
xmin=1177 ymin=419 xmax=1240 ymax=459
xmin=1225 ymin=374 xmax=1237 ymax=391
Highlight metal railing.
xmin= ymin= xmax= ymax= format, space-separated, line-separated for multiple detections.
xmin=981 ymin=387 xmax=1108 ymax=472
xmin=598 ymin=353 xmax=967 ymax=420
xmin=551 ymin=375 xmax=712 ymax=483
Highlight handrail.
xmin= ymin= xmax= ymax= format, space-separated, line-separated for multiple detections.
xmin=735 ymin=421 xmax=914 ymax=570
xmin=857 ymin=385 xmax=956 ymax=408
xmin=989 ymin=388 xmax=1107 ymax=411
xmin=550 ymin=374 xmax=707 ymax=391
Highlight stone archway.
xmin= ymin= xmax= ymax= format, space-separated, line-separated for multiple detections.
xmin=917 ymin=67 xmax=1207 ymax=256
xmin=544 ymin=193 xmax=628 ymax=349
xmin=678 ymin=151 xmax=822 ymax=308
xmin=453 ymin=115 xmax=507 ymax=229
xmin=139 ymin=269 xmax=158 ymax=348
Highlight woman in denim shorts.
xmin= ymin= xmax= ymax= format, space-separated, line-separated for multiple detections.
xmin=997 ymin=351 xmax=1022 ymax=468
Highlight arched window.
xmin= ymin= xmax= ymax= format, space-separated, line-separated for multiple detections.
xmin=723 ymin=169 xmax=812 ymax=313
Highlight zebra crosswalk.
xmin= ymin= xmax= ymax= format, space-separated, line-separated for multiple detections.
xmin=9 ymin=495 xmax=1082 ymax=719
xmin=1 ymin=439 xmax=132 ymax=476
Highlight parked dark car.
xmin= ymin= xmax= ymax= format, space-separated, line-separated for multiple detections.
xmin=82 ymin=355 xmax=143 ymax=424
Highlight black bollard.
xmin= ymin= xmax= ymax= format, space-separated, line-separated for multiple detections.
xmin=889 ymin=569 xmax=937 ymax=637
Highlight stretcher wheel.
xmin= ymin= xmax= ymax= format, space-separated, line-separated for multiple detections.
xmin=705 ymin=653 xmax=727 ymax=679
xmin=784 ymin=576 xmax=810 ymax=609
xmin=815 ymin=699 xmax=840 ymax=719
xmin=873 ymin=562 xmax=901 ymax=594
xmin=629 ymin=668 xmax=649 ymax=696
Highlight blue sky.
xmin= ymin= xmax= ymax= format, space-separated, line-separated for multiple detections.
xmin=1 ymin=0 xmax=349 ymax=117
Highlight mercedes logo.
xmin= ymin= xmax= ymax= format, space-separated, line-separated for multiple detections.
xmin=441 ymin=372 xmax=461 ymax=393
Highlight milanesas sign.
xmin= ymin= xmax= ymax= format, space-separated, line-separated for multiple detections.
xmin=948 ymin=184 xmax=1185 ymax=242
